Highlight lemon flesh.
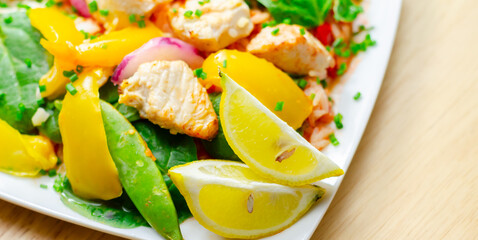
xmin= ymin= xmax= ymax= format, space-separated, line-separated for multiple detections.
xmin=220 ymin=73 xmax=344 ymax=186
xmin=169 ymin=160 xmax=325 ymax=239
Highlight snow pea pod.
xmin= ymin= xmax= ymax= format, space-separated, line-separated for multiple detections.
xmin=100 ymin=100 xmax=182 ymax=240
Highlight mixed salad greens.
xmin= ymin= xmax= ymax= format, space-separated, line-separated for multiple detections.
xmin=0 ymin=0 xmax=374 ymax=239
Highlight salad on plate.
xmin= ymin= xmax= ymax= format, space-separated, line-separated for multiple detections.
xmin=0 ymin=0 xmax=375 ymax=239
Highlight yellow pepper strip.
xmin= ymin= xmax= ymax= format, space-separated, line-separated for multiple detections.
xmin=202 ymin=50 xmax=313 ymax=129
xmin=39 ymin=59 xmax=76 ymax=100
xmin=29 ymin=8 xmax=84 ymax=44
xmin=73 ymin=24 xmax=162 ymax=67
xmin=59 ymin=68 xmax=123 ymax=200
xmin=0 ymin=120 xmax=57 ymax=177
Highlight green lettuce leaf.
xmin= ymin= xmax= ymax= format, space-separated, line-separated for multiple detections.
xmin=334 ymin=0 xmax=363 ymax=22
xmin=0 ymin=12 xmax=51 ymax=133
xmin=257 ymin=0 xmax=332 ymax=27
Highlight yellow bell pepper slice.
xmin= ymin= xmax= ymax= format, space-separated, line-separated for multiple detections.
xmin=41 ymin=24 xmax=162 ymax=67
xmin=29 ymin=8 xmax=84 ymax=45
xmin=0 ymin=120 xmax=57 ymax=177
xmin=202 ymin=50 xmax=312 ymax=129
xmin=39 ymin=59 xmax=76 ymax=100
xmin=59 ymin=68 xmax=122 ymax=200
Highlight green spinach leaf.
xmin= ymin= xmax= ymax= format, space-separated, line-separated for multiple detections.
xmin=0 ymin=12 xmax=51 ymax=133
xmin=99 ymin=80 xmax=119 ymax=103
xmin=334 ymin=0 xmax=363 ymax=22
xmin=201 ymin=93 xmax=240 ymax=161
xmin=55 ymin=176 xmax=149 ymax=229
xmin=133 ymin=120 xmax=197 ymax=173
xmin=114 ymin=102 xmax=140 ymax=122
xmin=257 ymin=0 xmax=332 ymax=27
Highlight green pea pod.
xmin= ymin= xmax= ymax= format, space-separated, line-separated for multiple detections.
xmin=100 ymin=100 xmax=182 ymax=240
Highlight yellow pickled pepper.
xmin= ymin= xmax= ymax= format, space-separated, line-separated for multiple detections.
xmin=59 ymin=69 xmax=122 ymax=200
xmin=0 ymin=120 xmax=57 ymax=176
xmin=202 ymin=50 xmax=313 ymax=129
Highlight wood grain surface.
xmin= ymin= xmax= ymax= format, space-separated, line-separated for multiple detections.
xmin=1 ymin=0 xmax=477 ymax=239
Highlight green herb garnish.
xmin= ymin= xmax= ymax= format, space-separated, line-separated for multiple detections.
xmin=274 ymin=101 xmax=284 ymax=111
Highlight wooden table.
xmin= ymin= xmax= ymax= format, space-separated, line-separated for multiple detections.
xmin=1 ymin=0 xmax=477 ymax=239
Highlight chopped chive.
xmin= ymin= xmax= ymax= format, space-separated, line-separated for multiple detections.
xmin=274 ymin=101 xmax=284 ymax=111
xmin=66 ymin=83 xmax=77 ymax=95
xmin=328 ymin=96 xmax=333 ymax=102
xmin=48 ymin=169 xmax=57 ymax=177
xmin=0 ymin=3 xmax=7 ymax=8
xmin=282 ymin=18 xmax=291 ymax=24
xmin=318 ymin=78 xmax=327 ymax=88
xmin=298 ymin=79 xmax=307 ymax=89
xmin=172 ymin=8 xmax=177 ymax=13
xmin=90 ymin=35 xmax=97 ymax=40
xmin=45 ymin=0 xmax=55 ymax=7
xmin=4 ymin=16 xmax=12 ymax=24
xmin=329 ymin=133 xmax=339 ymax=146
xmin=129 ymin=14 xmax=136 ymax=23
xmin=326 ymin=46 xmax=331 ymax=51
xmin=53 ymin=100 xmax=62 ymax=110
xmin=24 ymin=58 xmax=32 ymax=68
xmin=271 ymin=28 xmax=280 ymax=36
xmin=16 ymin=103 xmax=25 ymax=120
xmin=137 ymin=20 xmax=146 ymax=28
xmin=300 ymin=28 xmax=306 ymax=35
xmin=88 ymin=1 xmax=98 ymax=12
xmin=37 ymin=98 xmax=45 ymax=106
xmin=336 ymin=63 xmax=347 ymax=76
xmin=17 ymin=3 xmax=31 ymax=10
xmin=334 ymin=113 xmax=343 ymax=129
xmin=63 ymin=70 xmax=75 ymax=78
xmin=194 ymin=68 xmax=207 ymax=80
xmin=195 ymin=9 xmax=203 ymax=17
xmin=354 ymin=92 xmax=361 ymax=100
xmin=40 ymin=184 xmax=48 ymax=189
xmin=69 ymin=73 xmax=79 ymax=82
xmin=76 ymin=65 xmax=84 ymax=73
xmin=80 ymin=30 xmax=90 ymax=39
xmin=310 ymin=93 xmax=316 ymax=100
xmin=99 ymin=9 xmax=109 ymax=16
xmin=101 ymin=44 xmax=108 ymax=49
xmin=71 ymin=6 xmax=78 ymax=13
xmin=56 ymin=1 xmax=63 ymax=6
xmin=222 ymin=60 xmax=227 ymax=68
xmin=332 ymin=38 xmax=344 ymax=48
xmin=184 ymin=10 xmax=193 ymax=18
xmin=39 ymin=85 xmax=47 ymax=92
xmin=66 ymin=13 xmax=77 ymax=20
xmin=39 ymin=169 xmax=47 ymax=175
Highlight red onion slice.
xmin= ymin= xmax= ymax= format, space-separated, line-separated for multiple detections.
xmin=112 ymin=37 xmax=205 ymax=84
xmin=70 ymin=0 xmax=91 ymax=18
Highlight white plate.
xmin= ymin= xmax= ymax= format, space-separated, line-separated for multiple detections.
xmin=0 ymin=1 xmax=402 ymax=239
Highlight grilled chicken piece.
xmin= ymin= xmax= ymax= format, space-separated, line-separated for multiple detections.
xmin=247 ymin=24 xmax=334 ymax=78
xmin=119 ymin=60 xmax=218 ymax=140
xmin=86 ymin=0 xmax=168 ymax=16
xmin=169 ymin=0 xmax=253 ymax=52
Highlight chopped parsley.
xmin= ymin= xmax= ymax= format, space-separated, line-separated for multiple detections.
xmin=334 ymin=113 xmax=343 ymax=129
xmin=274 ymin=101 xmax=284 ymax=111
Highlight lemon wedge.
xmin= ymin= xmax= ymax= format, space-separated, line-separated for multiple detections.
xmin=169 ymin=160 xmax=325 ymax=239
xmin=220 ymin=73 xmax=344 ymax=186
